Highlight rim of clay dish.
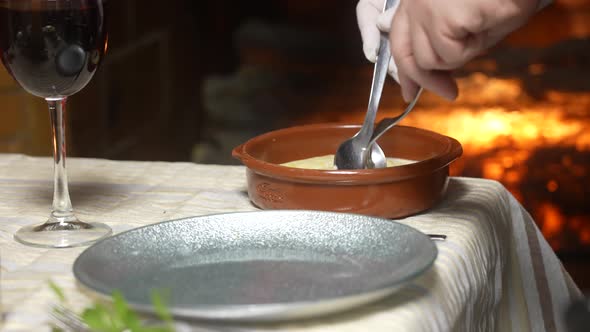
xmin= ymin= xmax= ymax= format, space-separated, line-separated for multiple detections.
xmin=232 ymin=123 xmax=463 ymax=185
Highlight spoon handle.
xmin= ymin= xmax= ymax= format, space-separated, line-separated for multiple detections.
xmin=369 ymin=87 xmax=423 ymax=146
xmin=356 ymin=0 xmax=397 ymax=144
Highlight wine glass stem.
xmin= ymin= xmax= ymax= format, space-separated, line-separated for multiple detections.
xmin=47 ymin=97 xmax=75 ymax=224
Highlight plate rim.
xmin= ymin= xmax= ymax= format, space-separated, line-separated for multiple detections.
xmin=73 ymin=210 xmax=438 ymax=321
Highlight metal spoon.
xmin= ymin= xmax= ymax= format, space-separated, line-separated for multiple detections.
xmin=334 ymin=0 xmax=396 ymax=170
xmin=368 ymin=87 xmax=424 ymax=149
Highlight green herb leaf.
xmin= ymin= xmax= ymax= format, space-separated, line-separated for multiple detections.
xmin=48 ymin=279 xmax=66 ymax=303
xmin=151 ymin=290 xmax=173 ymax=325
xmin=81 ymin=303 xmax=117 ymax=332
xmin=49 ymin=282 xmax=176 ymax=332
xmin=112 ymin=291 xmax=143 ymax=331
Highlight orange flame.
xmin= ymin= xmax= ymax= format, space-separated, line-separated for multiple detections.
xmin=539 ymin=203 xmax=566 ymax=238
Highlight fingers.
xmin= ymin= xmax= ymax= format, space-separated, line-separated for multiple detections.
xmin=424 ymin=1 xmax=533 ymax=69
xmin=411 ymin=23 xmax=448 ymax=70
xmin=390 ymin=8 xmax=419 ymax=101
xmin=357 ymin=0 xmax=383 ymax=62
xmin=391 ymin=5 xmax=458 ymax=101
xmin=427 ymin=27 xmax=487 ymax=69
xmin=397 ymin=65 xmax=420 ymax=103
xmin=388 ymin=56 xmax=400 ymax=83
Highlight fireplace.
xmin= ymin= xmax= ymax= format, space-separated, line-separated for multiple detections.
xmin=194 ymin=0 xmax=590 ymax=260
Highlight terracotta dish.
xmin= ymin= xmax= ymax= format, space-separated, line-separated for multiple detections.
xmin=232 ymin=124 xmax=463 ymax=219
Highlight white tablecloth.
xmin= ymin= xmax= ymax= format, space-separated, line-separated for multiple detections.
xmin=0 ymin=154 xmax=581 ymax=331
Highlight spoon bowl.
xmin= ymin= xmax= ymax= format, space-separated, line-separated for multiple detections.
xmin=334 ymin=137 xmax=387 ymax=170
xmin=337 ymin=87 xmax=424 ymax=170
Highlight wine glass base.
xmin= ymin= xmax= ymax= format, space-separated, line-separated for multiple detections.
xmin=14 ymin=219 xmax=112 ymax=249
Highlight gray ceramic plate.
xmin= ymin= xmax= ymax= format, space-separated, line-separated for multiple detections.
xmin=73 ymin=210 xmax=437 ymax=322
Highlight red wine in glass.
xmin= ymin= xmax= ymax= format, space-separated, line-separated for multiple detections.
xmin=0 ymin=1 xmax=107 ymax=97
xmin=0 ymin=0 xmax=111 ymax=248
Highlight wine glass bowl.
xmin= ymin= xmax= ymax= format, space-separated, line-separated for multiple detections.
xmin=0 ymin=0 xmax=107 ymax=98
xmin=0 ymin=0 xmax=111 ymax=248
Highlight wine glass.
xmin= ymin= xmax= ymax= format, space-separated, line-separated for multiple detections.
xmin=0 ymin=0 xmax=111 ymax=248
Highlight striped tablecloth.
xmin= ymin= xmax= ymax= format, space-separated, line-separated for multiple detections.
xmin=0 ymin=154 xmax=581 ymax=331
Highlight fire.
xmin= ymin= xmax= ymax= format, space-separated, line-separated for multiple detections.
xmin=538 ymin=203 xmax=566 ymax=249
xmin=400 ymin=106 xmax=584 ymax=152
xmin=546 ymin=180 xmax=559 ymax=192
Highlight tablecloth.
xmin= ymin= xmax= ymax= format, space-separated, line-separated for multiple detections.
xmin=0 ymin=153 xmax=581 ymax=331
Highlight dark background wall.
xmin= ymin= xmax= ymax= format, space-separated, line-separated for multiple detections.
xmin=67 ymin=0 xmax=364 ymax=161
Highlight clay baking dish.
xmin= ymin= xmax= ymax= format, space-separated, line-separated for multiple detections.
xmin=232 ymin=123 xmax=462 ymax=219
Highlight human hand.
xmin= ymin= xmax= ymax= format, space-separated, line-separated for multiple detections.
xmin=357 ymin=0 xmax=551 ymax=102
xmin=391 ymin=0 xmax=547 ymax=102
